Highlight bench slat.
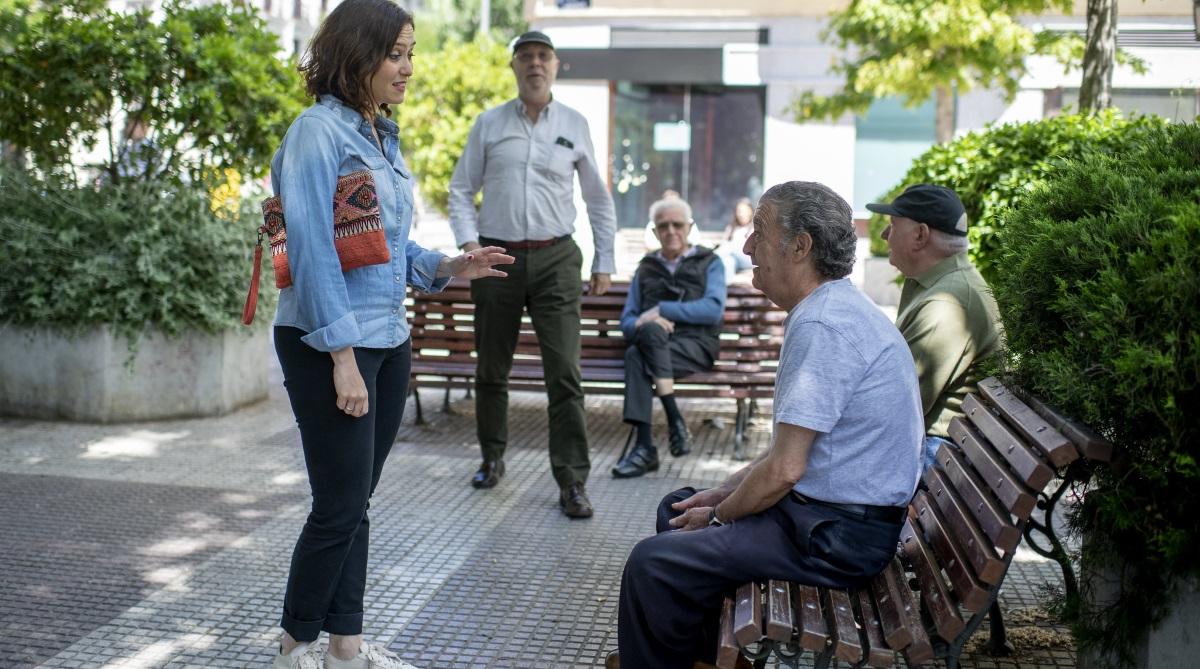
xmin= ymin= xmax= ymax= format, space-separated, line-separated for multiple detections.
xmin=948 ymin=417 xmax=1037 ymax=520
xmin=732 ymin=582 xmax=763 ymax=648
xmin=978 ymin=378 xmax=1081 ymax=467
xmin=922 ymin=467 xmax=1006 ymax=585
xmin=911 ymin=492 xmax=991 ymax=611
xmin=890 ymin=557 xmax=935 ymax=664
xmin=716 ymin=595 xmax=741 ymax=669
xmin=794 ymin=584 xmax=829 ymax=651
xmin=868 ymin=559 xmax=914 ymax=650
xmin=855 ymin=588 xmax=896 ymax=668
xmin=962 ymin=394 xmax=1055 ymax=490
xmin=899 ymin=518 xmax=965 ymax=641
xmin=934 ymin=443 xmax=1021 ymax=554
xmin=1019 ymin=390 xmax=1112 ymax=462
xmin=826 ymin=588 xmax=863 ymax=664
xmin=765 ymin=580 xmax=794 ymax=642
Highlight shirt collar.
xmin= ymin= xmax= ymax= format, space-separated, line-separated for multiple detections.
xmin=653 ymin=245 xmax=697 ymax=267
xmin=913 ymin=252 xmax=970 ymax=288
xmin=318 ymin=95 xmax=398 ymax=139
xmin=514 ymin=95 xmax=555 ymax=119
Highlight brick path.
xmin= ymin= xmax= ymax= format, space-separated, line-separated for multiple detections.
xmin=0 ymin=227 xmax=1074 ymax=668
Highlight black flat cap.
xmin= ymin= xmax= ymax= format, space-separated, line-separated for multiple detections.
xmin=866 ymin=184 xmax=968 ymax=236
xmin=512 ymin=30 xmax=554 ymax=53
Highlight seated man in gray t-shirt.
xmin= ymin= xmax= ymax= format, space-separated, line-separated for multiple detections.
xmin=606 ymin=181 xmax=923 ymax=669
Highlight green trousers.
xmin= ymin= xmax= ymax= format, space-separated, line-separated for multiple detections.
xmin=470 ymin=238 xmax=590 ymax=490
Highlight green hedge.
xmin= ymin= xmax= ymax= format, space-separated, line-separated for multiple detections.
xmin=867 ymin=111 xmax=1170 ymax=284
xmin=0 ymin=169 xmax=273 ymax=337
xmin=991 ymin=122 xmax=1199 ymax=664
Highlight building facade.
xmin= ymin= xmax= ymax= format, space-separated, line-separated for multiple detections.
xmin=526 ymin=0 xmax=1200 ymax=227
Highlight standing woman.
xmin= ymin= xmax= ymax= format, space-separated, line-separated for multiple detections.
xmin=269 ymin=1 xmax=513 ymax=667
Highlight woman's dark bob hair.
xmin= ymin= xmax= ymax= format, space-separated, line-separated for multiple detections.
xmin=300 ymin=0 xmax=413 ymax=118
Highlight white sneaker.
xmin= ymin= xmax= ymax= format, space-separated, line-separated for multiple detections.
xmin=273 ymin=641 xmax=324 ymax=669
xmin=323 ymin=642 xmax=420 ymax=669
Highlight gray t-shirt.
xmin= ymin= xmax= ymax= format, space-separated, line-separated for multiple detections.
xmin=777 ymin=278 xmax=923 ymax=507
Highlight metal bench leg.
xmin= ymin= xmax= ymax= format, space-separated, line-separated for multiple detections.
xmin=464 ymin=383 xmax=473 ymax=400
xmin=733 ymin=398 xmax=748 ymax=460
xmin=412 ymin=387 xmax=425 ymax=425
xmin=986 ymin=599 xmax=1013 ymax=657
xmin=442 ymin=386 xmax=451 ymax=412
xmin=812 ymin=649 xmax=833 ymax=669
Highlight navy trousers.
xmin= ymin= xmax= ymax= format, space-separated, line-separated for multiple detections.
xmin=275 ymin=327 xmax=412 ymax=641
xmin=617 ymin=487 xmax=903 ymax=669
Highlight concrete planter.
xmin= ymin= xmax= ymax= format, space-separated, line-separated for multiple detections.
xmin=0 ymin=324 xmax=269 ymax=422
xmin=1077 ymin=559 xmax=1200 ymax=667
xmin=862 ymin=255 xmax=902 ymax=306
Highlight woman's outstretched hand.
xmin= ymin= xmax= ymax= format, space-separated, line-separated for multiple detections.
xmin=438 ymin=246 xmax=515 ymax=280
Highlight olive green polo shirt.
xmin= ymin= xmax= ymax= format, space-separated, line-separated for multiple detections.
xmin=896 ymin=252 xmax=1003 ymax=437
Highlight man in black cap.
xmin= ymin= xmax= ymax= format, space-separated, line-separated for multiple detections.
xmin=868 ymin=184 xmax=1003 ymax=468
xmin=447 ymin=30 xmax=617 ymax=518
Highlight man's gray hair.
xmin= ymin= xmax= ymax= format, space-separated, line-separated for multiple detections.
xmin=760 ymin=181 xmax=856 ymax=280
xmin=930 ymin=228 xmax=970 ymax=255
xmin=648 ymin=197 xmax=693 ymax=224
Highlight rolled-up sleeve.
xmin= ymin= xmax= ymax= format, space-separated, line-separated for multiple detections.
xmin=658 ymin=259 xmax=726 ymax=325
xmin=447 ymin=118 xmax=485 ymax=248
xmin=405 ymin=240 xmax=450 ymax=293
xmin=279 ymin=117 xmax=362 ymax=352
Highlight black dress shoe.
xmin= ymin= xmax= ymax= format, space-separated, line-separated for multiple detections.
xmin=471 ymin=459 xmax=504 ymax=488
xmin=559 ymin=482 xmax=594 ymax=518
xmin=611 ymin=443 xmax=660 ymax=478
xmin=668 ymin=418 xmax=692 ymax=456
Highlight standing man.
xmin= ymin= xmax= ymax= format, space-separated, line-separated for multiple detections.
xmin=447 ymin=30 xmax=617 ymax=519
xmin=868 ymin=184 xmax=1002 ymax=468
xmin=606 ymin=182 xmax=922 ymax=668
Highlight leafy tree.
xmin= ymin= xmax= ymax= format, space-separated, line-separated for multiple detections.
xmin=398 ymin=38 xmax=514 ymax=214
xmin=792 ymin=0 xmax=1082 ymax=143
xmin=421 ymin=0 xmax=528 ymax=46
xmin=0 ymin=0 xmax=306 ymax=183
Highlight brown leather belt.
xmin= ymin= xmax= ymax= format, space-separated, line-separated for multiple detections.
xmin=480 ymin=235 xmax=570 ymax=250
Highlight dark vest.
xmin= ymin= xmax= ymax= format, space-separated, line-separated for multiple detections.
xmin=636 ymin=247 xmax=722 ymax=355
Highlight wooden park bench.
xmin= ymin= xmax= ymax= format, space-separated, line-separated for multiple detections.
xmin=407 ymin=278 xmax=785 ymax=456
xmin=716 ymin=377 xmax=1112 ymax=668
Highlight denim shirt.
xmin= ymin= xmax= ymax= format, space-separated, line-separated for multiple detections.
xmin=270 ymin=96 xmax=449 ymax=352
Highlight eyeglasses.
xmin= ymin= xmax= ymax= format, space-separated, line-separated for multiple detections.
xmin=654 ymin=220 xmax=691 ymax=231
xmin=515 ymin=51 xmax=556 ymax=64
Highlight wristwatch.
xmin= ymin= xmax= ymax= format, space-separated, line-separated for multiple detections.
xmin=708 ymin=507 xmax=725 ymax=527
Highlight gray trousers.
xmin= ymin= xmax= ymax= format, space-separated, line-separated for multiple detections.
xmin=622 ymin=322 xmax=714 ymax=425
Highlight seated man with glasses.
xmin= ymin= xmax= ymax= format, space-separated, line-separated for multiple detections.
xmin=612 ymin=197 xmax=726 ymax=478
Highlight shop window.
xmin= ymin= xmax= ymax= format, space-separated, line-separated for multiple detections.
xmin=612 ymin=83 xmax=765 ymax=230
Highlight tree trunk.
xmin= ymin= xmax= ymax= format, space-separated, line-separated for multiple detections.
xmin=935 ymin=85 xmax=955 ymax=144
xmin=1079 ymin=0 xmax=1117 ymax=113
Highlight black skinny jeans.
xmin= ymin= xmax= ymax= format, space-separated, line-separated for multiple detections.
xmin=274 ymin=326 xmax=412 ymax=641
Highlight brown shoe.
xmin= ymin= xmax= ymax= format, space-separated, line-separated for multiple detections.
xmin=604 ymin=649 xmax=619 ymax=669
xmin=559 ymin=482 xmax=594 ymax=518
xmin=470 ymin=460 xmax=504 ymax=489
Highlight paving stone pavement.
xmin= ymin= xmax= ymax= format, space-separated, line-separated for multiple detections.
xmin=0 ymin=228 xmax=1072 ymax=668
xmin=1 ymin=365 xmax=1075 ymax=668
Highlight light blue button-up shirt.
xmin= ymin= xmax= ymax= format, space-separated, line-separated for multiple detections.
xmin=270 ymin=96 xmax=449 ymax=352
